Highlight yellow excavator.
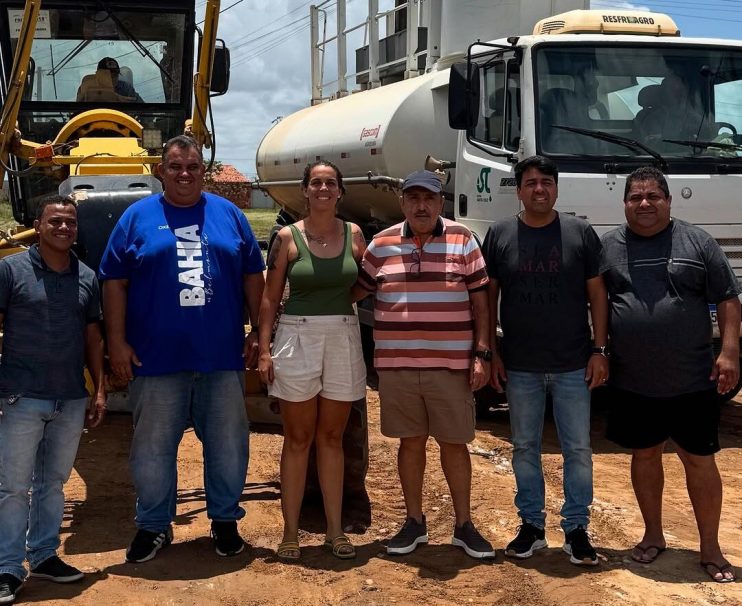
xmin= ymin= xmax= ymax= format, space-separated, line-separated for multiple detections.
xmin=0 ymin=0 xmax=228 ymax=268
xmin=0 ymin=0 xmax=229 ymax=396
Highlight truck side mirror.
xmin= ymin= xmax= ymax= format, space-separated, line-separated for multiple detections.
xmin=448 ymin=62 xmax=480 ymax=131
xmin=210 ymin=42 xmax=230 ymax=96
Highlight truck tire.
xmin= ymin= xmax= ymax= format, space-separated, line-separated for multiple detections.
xmin=303 ymin=395 xmax=371 ymax=532
xmin=474 ymin=384 xmax=508 ymax=419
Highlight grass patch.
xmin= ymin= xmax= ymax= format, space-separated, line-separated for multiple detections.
xmin=0 ymin=200 xmax=16 ymax=230
xmin=0 ymin=197 xmax=280 ymax=242
xmin=244 ymin=207 xmax=279 ymax=242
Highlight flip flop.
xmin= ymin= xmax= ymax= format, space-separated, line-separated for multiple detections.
xmin=700 ymin=560 xmax=736 ymax=583
xmin=276 ymin=540 xmax=301 ymax=561
xmin=631 ymin=544 xmax=666 ymax=564
xmin=324 ymin=535 xmax=356 ymax=560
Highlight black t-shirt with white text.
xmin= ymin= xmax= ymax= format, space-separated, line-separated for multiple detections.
xmin=482 ymin=212 xmax=602 ymax=372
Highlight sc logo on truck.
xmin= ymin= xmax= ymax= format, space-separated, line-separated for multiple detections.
xmin=477 ymin=167 xmax=491 ymax=193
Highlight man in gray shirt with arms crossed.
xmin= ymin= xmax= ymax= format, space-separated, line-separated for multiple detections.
xmin=601 ymin=166 xmax=739 ymax=583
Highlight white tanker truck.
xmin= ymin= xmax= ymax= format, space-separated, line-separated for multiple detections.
xmin=255 ymin=1 xmax=742 ymax=399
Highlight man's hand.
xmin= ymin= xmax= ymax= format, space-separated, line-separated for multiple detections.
xmin=490 ymin=354 xmax=507 ymax=393
xmin=108 ymin=339 xmax=141 ymax=381
xmin=585 ymin=354 xmax=609 ymax=390
xmin=87 ymin=393 xmax=107 ymax=428
xmin=711 ymin=350 xmax=739 ymax=394
xmin=243 ymin=331 xmax=259 ymax=369
xmin=258 ymin=352 xmax=274 ymax=385
xmin=470 ymin=357 xmax=489 ymax=392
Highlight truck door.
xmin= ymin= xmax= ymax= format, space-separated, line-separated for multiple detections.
xmin=455 ymin=53 xmax=521 ymax=242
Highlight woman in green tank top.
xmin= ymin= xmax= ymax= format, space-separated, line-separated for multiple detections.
xmin=258 ymin=161 xmax=367 ymax=562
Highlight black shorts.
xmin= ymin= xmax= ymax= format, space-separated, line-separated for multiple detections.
xmin=606 ymin=387 xmax=721 ymax=456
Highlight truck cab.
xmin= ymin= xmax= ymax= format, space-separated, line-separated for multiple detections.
xmin=451 ymin=9 xmax=742 ymax=283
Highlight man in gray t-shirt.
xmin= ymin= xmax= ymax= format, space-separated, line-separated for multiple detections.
xmin=0 ymin=196 xmax=106 ymax=602
xmin=601 ymin=166 xmax=740 ymax=583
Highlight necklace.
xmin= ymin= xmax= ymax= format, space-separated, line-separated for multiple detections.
xmin=302 ymin=228 xmax=328 ymax=247
xmin=302 ymin=221 xmax=338 ymax=248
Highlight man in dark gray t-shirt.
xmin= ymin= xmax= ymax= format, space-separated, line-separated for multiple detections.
xmin=601 ymin=166 xmax=740 ymax=583
xmin=482 ymin=155 xmax=609 ymax=567
xmin=0 ymin=196 xmax=106 ymax=602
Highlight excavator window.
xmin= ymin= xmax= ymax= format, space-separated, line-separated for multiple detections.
xmin=6 ymin=7 xmax=185 ymax=105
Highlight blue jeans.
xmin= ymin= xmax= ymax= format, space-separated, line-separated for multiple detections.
xmin=0 ymin=396 xmax=88 ymax=581
xmin=506 ymin=369 xmax=593 ymax=534
xmin=129 ymin=371 xmax=248 ymax=532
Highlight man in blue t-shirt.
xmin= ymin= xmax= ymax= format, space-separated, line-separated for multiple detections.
xmin=99 ymin=135 xmax=265 ymax=563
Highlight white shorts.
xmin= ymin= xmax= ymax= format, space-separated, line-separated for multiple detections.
xmin=268 ymin=314 xmax=367 ymax=403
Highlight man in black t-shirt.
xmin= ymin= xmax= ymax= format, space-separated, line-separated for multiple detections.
xmin=482 ymin=156 xmax=609 ymax=567
xmin=601 ymin=166 xmax=739 ymax=583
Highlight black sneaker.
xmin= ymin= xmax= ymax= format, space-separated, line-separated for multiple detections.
xmin=452 ymin=521 xmax=496 ymax=559
xmin=563 ymin=526 xmax=599 ymax=566
xmin=125 ymin=526 xmax=173 ymax=563
xmin=30 ymin=556 xmax=84 ymax=583
xmin=0 ymin=574 xmax=22 ymax=605
xmin=387 ymin=516 xmax=428 ymax=555
xmin=504 ymin=522 xmax=547 ymax=559
xmin=211 ymin=521 xmax=245 ymax=557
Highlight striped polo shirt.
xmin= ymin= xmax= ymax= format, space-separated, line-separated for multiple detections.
xmin=357 ymin=217 xmax=489 ymax=370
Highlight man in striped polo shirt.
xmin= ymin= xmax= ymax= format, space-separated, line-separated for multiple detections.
xmin=354 ymin=170 xmax=495 ymax=559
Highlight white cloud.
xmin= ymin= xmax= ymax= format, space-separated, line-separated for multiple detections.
xmin=198 ymin=0 xmax=396 ymax=178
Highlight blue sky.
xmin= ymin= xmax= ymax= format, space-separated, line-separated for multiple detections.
xmin=180 ymin=1 xmax=742 ymax=178
xmin=592 ymin=0 xmax=742 ymax=38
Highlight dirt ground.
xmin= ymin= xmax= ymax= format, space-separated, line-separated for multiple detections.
xmin=17 ymin=389 xmax=742 ymax=605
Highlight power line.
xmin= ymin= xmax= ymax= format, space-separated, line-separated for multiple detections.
xmin=228 ymin=1 xmax=315 ymax=47
xmin=196 ymin=0 xmax=246 ymax=25
xmin=230 ymin=5 xmax=338 ymax=68
xmin=230 ymin=14 xmax=310 ymax=50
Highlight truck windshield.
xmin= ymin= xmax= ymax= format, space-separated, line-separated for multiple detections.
xmin=6 ymin=6 xmax=185 ymax=104
xmin=535 ymin=44 xmax=742 ymax=166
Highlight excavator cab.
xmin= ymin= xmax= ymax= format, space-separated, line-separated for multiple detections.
xmin=0 ymin=1 xmax=228 ymax=270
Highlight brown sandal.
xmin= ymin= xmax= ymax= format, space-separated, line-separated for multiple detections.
xmin=277 ymin=540 xmax=301 ymax=561
xmin=324 ymin=535 xmax=356 ymax=560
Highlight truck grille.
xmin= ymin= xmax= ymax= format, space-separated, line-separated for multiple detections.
xmin=717 ymin=238 xmax=742 ymax=258
xmin=716 ymin=238 xmax=742 ymax=277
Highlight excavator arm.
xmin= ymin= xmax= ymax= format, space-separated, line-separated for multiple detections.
xmin=0 ymin=0 xmax=40 ymax=184
xmin=188 ymin=0 xmax=221 ymax=149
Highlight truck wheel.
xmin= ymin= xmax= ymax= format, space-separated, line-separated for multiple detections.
xmin=474 ymin=384 xmax=508 ymax=419
xmin=304 ymin=395 xmax=370 ymax=532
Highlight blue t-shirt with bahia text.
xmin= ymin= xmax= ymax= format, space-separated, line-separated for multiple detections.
xmin=99 ymin=192 xmax=265 ymax=376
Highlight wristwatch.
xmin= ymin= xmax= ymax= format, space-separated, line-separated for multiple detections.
xmin=591 ymin=345 xmax=609 ymax=358
xmin=474 ymin=349 xmax=493 ymax=362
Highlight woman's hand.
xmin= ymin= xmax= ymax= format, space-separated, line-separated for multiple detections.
xmin=258 ymin=352 xmax=274 ymax=385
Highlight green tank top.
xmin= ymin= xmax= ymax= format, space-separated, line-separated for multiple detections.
xmin=283 ymin=222 xmax=358 ymax=316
